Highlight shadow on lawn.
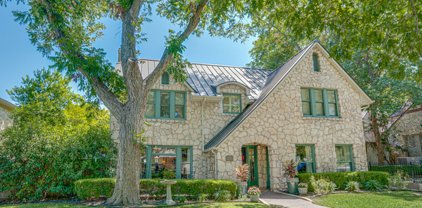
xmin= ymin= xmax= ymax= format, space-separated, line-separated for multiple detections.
xmin=373 ymin=191 xmax=422 ymax=202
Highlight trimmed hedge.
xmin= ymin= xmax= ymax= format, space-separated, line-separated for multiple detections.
xmin=369 ymin=165 xmax=422 ymax=176
xmin=74 ymin=178 xmax=238 ymax=200
xmin=298 ymin=171 xmax=389 ymax=191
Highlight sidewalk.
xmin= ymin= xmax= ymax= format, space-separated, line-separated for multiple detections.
xmin=260 ymin=191 xmax=327 ymax=208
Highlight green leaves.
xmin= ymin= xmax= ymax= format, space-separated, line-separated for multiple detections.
xmin=0 ymin=70 xmax=116 ymax=200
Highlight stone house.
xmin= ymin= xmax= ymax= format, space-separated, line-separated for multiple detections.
xmin=111 ymin=41 xmax=373 ymax=190
xmin=0 ymin=98 xmax=14 ymax=132
xmin=366 ymin=105 xmax=422 ymax=165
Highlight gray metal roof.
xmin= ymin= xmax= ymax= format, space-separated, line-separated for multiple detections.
xmin=204 ymin=42 xmax=315 ymax=150
xmin=116 ymin=60 xmax=270 ymax=99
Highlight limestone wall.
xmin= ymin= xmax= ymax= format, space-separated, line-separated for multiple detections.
xmin=394 ymin=109 xmax=422 ymax=157
xmin=214 ymin=46 xmax=368 ymax=190
xmin=110 ymin=77 xmax=251 ymax=178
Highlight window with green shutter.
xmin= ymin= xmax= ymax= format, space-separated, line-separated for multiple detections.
xmin=143 ymin=145 xmax=193 ymax=179
xmin=335 ymin=145 xmax=354 ymax=172
xmin=145 ymin=90 xmax=186 ymax=119
xmin=300 ymin=88 xmax=340 ymax=117
xmin=296 ymin=144 xmax=316 ymax=173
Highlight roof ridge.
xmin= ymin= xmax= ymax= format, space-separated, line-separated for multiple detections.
xmin=137 ymin=58 xmax=268 ymax=71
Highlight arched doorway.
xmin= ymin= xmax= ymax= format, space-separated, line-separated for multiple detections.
xmin=241 ymin=144 xmax=270 ymax=189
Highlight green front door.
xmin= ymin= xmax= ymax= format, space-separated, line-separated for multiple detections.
xmin=242 ymin=145 xmax=259 ymax=187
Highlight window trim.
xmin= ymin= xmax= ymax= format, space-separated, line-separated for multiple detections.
xmin=295 ymin=144 xmax=316 ymax=173
xmin=335 ymin=144 xmax=355 ymax=172
xmin=301 ymin=88 xmax=340 ymax=118
xmin=145 ymin=145 xmax=193 ymax=179
xmin=222 ymin=93 xmax=242 ymax=114
xmin=161 ymin=72 xmax=170 ymax=85
xmin=312 ymin=53 xmax=320 ymax=72
xmin=146 ymin=90 xmax=187 ymax=120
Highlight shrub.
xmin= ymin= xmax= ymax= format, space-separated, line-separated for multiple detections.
xmin=388 ymin=170 xmax=410 ymax=190
xmin=364 ymin=180 xmax=384 ymax=191
xmin=197 ymin=193 xmax=208 ymax=202
xmin=213 ymin=190 xmax=231 ymax=202
xmin=345 ymin=181 xmax=360 ymax=192
xmin=369 ymin=165 xmax=422 ymax=176
xmin=74 ymin=178 xmax=237 ymax=200
xmin=175 ymin=195 xmax=187 ymax=204
xmin=310 ymin=176 xmax=336 ymax=195
xmin=298 ymin=171 xmax=389 ymax=191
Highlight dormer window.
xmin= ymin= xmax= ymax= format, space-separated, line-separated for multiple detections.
xmin=161 ymin=72 xmax=170 ymax=85
xmin=223 ymin=93 xmax=242 ymax=114
xmin=312 ymin=53 xmax=320 ymax=72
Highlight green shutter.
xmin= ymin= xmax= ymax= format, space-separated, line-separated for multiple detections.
xmin=266 ymin=146 xmax=271 ymax=189
xmin=311 ymin=144 xmax=316 ymax=173
xmin=189 ymin=147 xmax=193 ymax=179
xmin=310 ymin=89 xmax=316 ymax=116
xmin=322 ymin=89 xmax=329 ymax=117
xmin=335 ymin=90 xmax=340 ymax=117
xmin=146 ymin=146 xmax=152 ymax=178
xmin=349 ymin=145 xmax=355 ymax=171
xmin=312 ymin=53 xmax=320 ymax=72
xmin=170 ymin=92 xmax=175 ymax=119
xmin=176 ymin=147 xmax=182 ymax=179
xmin=154 ymin=91 xmax=160 ymax=118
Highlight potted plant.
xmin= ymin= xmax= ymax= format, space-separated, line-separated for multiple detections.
xmin=247 ymin=186 xmax=261 ymax=202
xmin=298 ymin=183 xmax=308 ymax=195
xmin=283 ymin=160 xmax=298 ymax=194
xmin=235 ymin=164 xmax=249 ymax=195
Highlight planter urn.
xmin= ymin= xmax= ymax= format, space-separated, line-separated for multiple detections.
xmin=298 ymin=187 xmax=308 ymax=195
xmin=249 ymin=194 xmax=260 ymax=202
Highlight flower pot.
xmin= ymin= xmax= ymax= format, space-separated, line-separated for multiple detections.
xmin=249 ymin=194 xmax=260 ymax=202
xmin=298 ymin=187 xmax=308 ymax=195
xmin=287 ymin=178 xmax=299 ymax=194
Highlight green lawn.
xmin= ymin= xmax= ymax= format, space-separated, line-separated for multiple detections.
xmin=314 ymin=191 xmax=422 ymax=208
xmin=0 ymin=202 xmax=269 ymax=208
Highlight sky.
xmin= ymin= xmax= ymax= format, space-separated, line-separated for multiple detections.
xmin=0 ymin=3 xmax=254 ymax=103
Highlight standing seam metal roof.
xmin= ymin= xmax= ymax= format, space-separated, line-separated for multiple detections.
xmin=122 ymin=59 xmax=271 ymax=99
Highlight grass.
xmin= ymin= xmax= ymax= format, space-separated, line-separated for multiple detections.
xmin=0 ymin=202 xmax=269 ymax=208
xmin=314 ymin=191 xmax=422 ymax=208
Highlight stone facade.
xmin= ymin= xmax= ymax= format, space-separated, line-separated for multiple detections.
xmin=209 ymin=46 xmax=368 ymax=190
xmin=395 ymin=108 xmax=422 ymax=157
xmin=111 ymin=43 xmax=370 ymax=190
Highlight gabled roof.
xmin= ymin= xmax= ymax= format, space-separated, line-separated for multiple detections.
xmin=116 ymin=60 xmax=270 ymax=99
xmin=0 ymin=98 xmax=15 ymax=112
xmin=204 ymin=41 xmax=373 ymax=150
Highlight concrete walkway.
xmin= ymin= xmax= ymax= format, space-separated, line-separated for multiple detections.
xmin=260 ymin=191 xmax=327 ymax=208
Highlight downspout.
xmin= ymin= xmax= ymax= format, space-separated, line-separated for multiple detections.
xmin=201 ymin=98 xmax=206 ymax=151
xmin=212 ymin=149 xmax=218 ymax=179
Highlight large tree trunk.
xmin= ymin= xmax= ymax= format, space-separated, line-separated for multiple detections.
xmin=370 ymin=113 xmax=385 ymax=165
xmin=107 ymin=109 xmax=143 ymax=205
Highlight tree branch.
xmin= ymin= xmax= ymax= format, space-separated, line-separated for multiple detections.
xmin=120 ymin=0 xmax=145 ymax=105
xmin=144 ymin=0 xmax=208 ymax=89
xmin=40 ymin=0 xmax=124 ymax=117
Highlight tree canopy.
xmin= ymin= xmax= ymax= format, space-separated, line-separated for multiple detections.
xmin=0 ymin=69 xmax=115 ymax=200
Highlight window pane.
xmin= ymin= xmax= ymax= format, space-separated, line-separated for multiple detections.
xmin=161 ymin=72 xmax=169 ymax=85
xmin=296 ymin=145 xmax=314 ymax=173
xmin=336 ymin=162 xmax=351 ymax=172
xmin=181 ymin=147 xmax=191 ymax=179
xmin=151 ymin=155 xmax=176 ymax=179
xmin=328 ymin=104 xmax=337 ymax=116
xmin=175 ymin=92 xmax=185 ymax=105
xmin=336 ymin=145 xmax=353 ymax=172
xmin=301 ymin=89 xmax=310 ymax=101
xmin=146 ymin=91 xmax=155 ymax=117
xmin=327 ymin=90 xmax=336 ymax=103
xmin=302 ymin=102 xmax=311 ymax=115
xmin=314 ymin=89 xmax=323 ymax=102
xmin=175 ymin=105 xmax=184 ymax=118
xmin=160 ymin=92 xmax=170 ymax=118
xmin=315 ymin=103 xmax=324 ymax=115
xmin=223 ymin=94 xmax=241 ymax=113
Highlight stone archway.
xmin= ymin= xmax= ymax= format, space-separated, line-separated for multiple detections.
xmin=241 ymin=143 xmax=270 ymax=190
